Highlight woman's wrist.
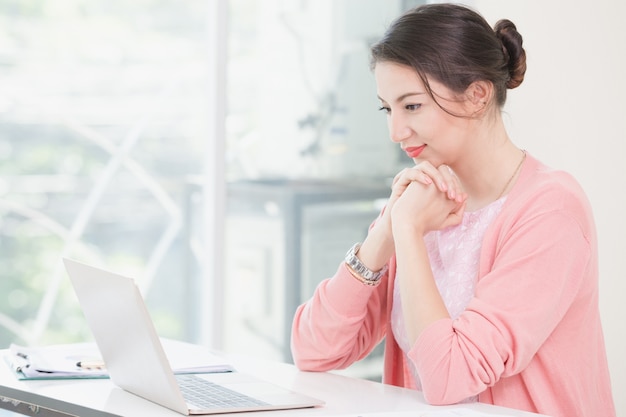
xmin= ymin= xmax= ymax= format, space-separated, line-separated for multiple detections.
xmin=357 ymin=229 xmax=394 ymax=272
xmin=344 ymin=243 xmax=388 ymax=286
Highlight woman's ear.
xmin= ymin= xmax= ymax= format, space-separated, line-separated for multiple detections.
xmin=465 ymin=80 xmax=494 ymax=114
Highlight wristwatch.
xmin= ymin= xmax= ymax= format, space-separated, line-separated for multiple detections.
xmin=344 ymin=243 xmax=388 ymax=283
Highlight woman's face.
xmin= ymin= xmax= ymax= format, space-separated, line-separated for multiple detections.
xmin=374 ymin=61 xmax=473 ymax=167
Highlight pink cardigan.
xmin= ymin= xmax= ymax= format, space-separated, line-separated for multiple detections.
xmin=291 ymin=155 xmax=615 ymax=417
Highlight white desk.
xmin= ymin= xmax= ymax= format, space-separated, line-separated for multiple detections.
xmin=0 ymin=341 xmax=548 ymax=417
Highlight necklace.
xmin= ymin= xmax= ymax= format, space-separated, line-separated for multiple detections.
xmin=496 ymin=150 xmax=526 ymax=200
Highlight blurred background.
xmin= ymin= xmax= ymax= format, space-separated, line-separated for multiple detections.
xmin=0 ymin=0 xmax=624 ymax=415
xmin=0 ymin=0 xmax=419 ymax=379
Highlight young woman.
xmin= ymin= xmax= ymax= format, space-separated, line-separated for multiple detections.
xmin=290 ymin=4 xmax=615 ymax=417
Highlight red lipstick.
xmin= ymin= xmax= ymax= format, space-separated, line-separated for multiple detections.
xmin=405 ymin=145 xmax=426 ymax=158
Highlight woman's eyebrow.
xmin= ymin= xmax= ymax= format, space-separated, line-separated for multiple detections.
xmin=377 ymin=91 xmax=426 ymax=103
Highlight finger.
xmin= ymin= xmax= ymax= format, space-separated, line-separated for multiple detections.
xmin=392 ymin=167 xmax=433 ymax=190
xmin=441 ymin=200 xmax=466 ymax=228
xmin=391 ymin=168 xmax=409 ymax=187
xmin=439 ymin=165 xmax=467 ymax=202
xmin=437 ymin=164 xmax=456 ymax=198
xmin=429 ymin=166 xmax=450 ymax=193
xmin=408 ymin=162 xmax=443 ymax=189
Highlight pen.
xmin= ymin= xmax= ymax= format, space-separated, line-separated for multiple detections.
xmin=76 ymin=360 xmax=106 ymax=370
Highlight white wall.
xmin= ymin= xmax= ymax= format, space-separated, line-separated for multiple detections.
xmin=473 ymin=1 xmax=626 ymax=415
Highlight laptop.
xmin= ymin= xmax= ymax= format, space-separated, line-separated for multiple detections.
xmin=62 ymin=258 xmax=324 ymax=415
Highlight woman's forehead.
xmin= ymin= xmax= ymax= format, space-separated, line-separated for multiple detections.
xmin=374 ymin=62 xmax=454 ymax=102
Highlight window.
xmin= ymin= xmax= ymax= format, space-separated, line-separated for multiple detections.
xmin=0 ymin=0 xmax=211 ymax=345
xmin=222 ymin=0 xmax=423 ymax=379
xmin=0 ymin=0 xmax=422 ymax=381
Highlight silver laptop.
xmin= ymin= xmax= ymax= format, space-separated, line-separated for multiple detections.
xmin=63 ymin=258 xmax=324 ymax=415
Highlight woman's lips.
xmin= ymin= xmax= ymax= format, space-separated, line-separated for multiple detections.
xmin=405 ymin=145 xmax=426 ymax=158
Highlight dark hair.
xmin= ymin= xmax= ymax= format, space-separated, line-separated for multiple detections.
xmin=370 ymin=3 xmax=526 ymax=109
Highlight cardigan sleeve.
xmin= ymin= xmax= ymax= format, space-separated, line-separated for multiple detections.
xmin=290 ymin=261 xmax=390 ymax=371
xmin=409 ymin=184 xmax=595 ymax=405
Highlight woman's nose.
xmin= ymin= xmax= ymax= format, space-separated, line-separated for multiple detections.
xmin=388 ymin=114 xmax=412 ymax=143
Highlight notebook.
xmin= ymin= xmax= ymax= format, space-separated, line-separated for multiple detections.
xmin=62 ymin=258 xmax=324 ymax=415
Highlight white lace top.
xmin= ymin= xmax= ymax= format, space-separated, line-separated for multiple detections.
xmin=390 ymin=197 xmax=507 ymax=402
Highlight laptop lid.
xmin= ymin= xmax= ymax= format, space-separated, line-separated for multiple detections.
xmin=63 ymin=258 xmax=324 ymax=415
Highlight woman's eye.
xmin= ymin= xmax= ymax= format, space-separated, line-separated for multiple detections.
xmin=378 ymin=106 xmax=391 ymax=114
xmin=406 ymin=104 xmax=422 ymax=111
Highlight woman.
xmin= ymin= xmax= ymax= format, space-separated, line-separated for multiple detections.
xmin=290 ymin=4 xmax=615 ymax=417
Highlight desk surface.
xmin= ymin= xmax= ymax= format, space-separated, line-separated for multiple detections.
xmin=0 ymin=341 xmax=548 ymax=417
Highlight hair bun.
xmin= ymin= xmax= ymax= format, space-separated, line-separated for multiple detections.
xmin=494 ymin=19 xmax=526 ymax=89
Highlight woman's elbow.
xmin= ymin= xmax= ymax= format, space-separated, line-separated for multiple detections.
xmin=422 ymin=387 xmax=470 ymax=406
xmin=422 ymin=390 xmax=458 ymax=406
xmin=291 ymin=341 xmax=356 ymax=372
xmin=292 ymin=353 xmax=345 ymax=373
xmin=420 ymin=373 xmax=484 ymax=406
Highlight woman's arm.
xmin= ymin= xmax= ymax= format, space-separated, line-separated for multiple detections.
xmin=410 ymin=204 xmax=593 ymax=404
xmin=290 ymin=260 xmax=389 ymax=371
xmin=291 ymin=163 xmax=463 ymax=371
xmin=391 ymin=167 xmax=467 ymax=342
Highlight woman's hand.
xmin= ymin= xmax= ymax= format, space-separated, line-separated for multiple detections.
xmin=357 ymin=162 xmax=466 ymax=271
xmin=363 ymin=164 xmax=436 ymax=255
xmin=391 ymin=161 xmax=466 ymax=204
xmin=390 ymin=162 xmax=467 ymax=236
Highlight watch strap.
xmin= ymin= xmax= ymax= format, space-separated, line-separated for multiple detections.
xmin=344 ymin=242 xmax=388 ymax=284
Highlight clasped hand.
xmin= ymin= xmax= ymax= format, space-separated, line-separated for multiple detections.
xmin=362 ymin=161 xmax=467 ymax=264
xmin=388 ymin=162 xmax=467 ymax=236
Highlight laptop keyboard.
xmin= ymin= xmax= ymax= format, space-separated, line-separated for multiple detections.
xmin=177 ymin=374 xmax=269 ymax=410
